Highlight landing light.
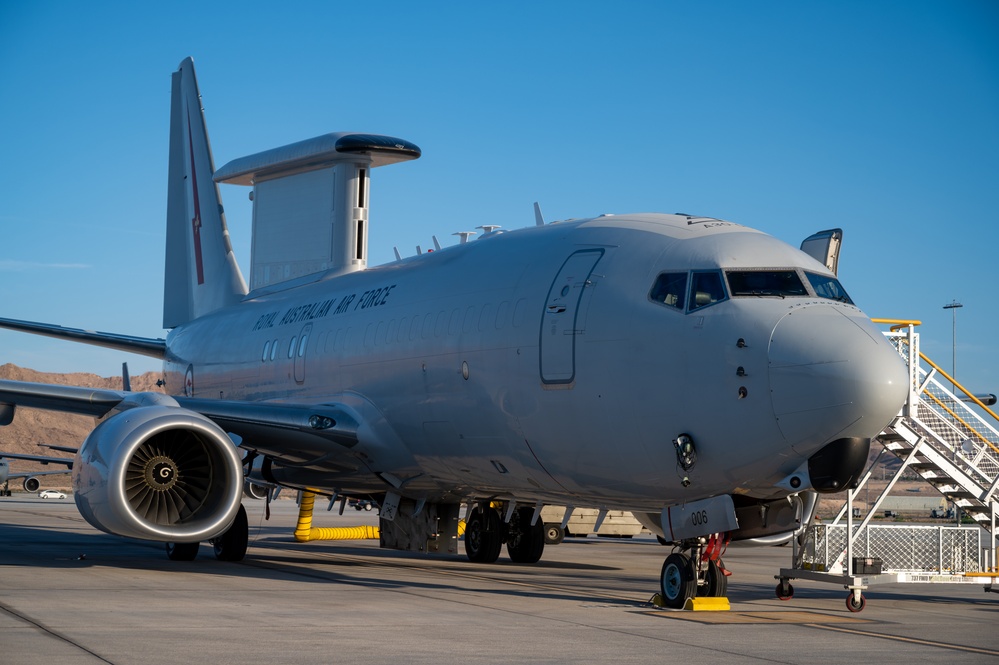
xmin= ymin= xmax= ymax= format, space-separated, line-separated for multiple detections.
xmin=673 ymin=434 xmax=697 ymax=488
xmin=309 ymin=415 xmax=336 ymax=430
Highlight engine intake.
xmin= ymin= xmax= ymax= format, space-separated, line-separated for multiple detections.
xmin=73 ymin=403 xmax=243 ymax=543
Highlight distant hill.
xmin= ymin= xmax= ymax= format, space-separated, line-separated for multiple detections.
xmin=0 ymin=364 xmax=164 ymax=487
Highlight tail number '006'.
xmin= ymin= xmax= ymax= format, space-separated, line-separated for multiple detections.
xmin=690 ymin=510 xmax=709 ymax=526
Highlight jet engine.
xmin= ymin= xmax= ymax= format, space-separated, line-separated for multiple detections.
xmin=22 ymin=476 xmax=40 ymax=492
xmin=72 ymin=398 xmax=243 ymax=543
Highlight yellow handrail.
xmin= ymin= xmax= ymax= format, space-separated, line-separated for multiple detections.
xmin=918 ymin=353 xmax=999 ymax=423
xmin=871 ymin=317 xmax=999 ymax=451
xmin=922 ymin=390 xmax=999 ymax=458
xmin=871 ymin=317 xmax=922 ymax=332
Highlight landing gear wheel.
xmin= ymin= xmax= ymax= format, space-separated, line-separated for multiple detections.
xmin=544 ymin=524 xmax=565 ymax=545
xmin=660 ymin=552 xmax=697 ymax=609
xmin=699 ymin=559 xmax=728 ymax=597
xmin=507 ymin=507 xmax=545 ymax=563
xmin=775 ymin=581 xmax=794 ymax=601
xmin=165 ymin=541 xmax=200 ymax=561
xmin=464 ymin=506 xmax=503 ymax=563
xmin=212 ymin=504 xmax=248 ymax=562
xmin=846 ymin=592 xmax=866 ymax=613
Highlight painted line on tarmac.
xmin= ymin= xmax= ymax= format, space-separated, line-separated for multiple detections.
xmin=0 ymin=599 xmax=116 ymax=664
xmin=805 ymin=622 xmax=999 ymax=657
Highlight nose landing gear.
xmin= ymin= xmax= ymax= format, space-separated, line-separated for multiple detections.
xmin=658 ymin=533 xmax=731 ymax=609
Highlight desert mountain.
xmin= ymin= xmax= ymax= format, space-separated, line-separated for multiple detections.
xmin=0 ymin=364 xmax=164 ymax=486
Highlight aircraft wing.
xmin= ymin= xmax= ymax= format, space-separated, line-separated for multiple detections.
xmin=3 ymin=469 xmax=73 ymax=479
xmin=173 ymin=397 xmax=360 ymax=458
xmin=0 ymin=380 xmax=126 ymax=419
xmin=0 ymin=379 xmax=359 ymax=465
xmin=0 ymin=317 xmax=166 ymax=359
xmin=0 ymin=451 xmax=74 ymax=467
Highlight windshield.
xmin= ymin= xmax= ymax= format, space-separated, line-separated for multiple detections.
xmin=726 ymin=270 xmax=808 ymax=297
xmin=806 ymin=272 xmax=854 ymax=304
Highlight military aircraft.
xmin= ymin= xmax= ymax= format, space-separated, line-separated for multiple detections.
xmin=0 ymin=456 xmax=71 ymax=496
xmin=0 ymin=58 xmax=908 ymax=608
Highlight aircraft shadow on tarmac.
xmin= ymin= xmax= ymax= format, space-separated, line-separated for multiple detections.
xmin=0 ymin=520 xmax=650 ymax=606
xmin=5 ymin=509 xmax=994 ymax=610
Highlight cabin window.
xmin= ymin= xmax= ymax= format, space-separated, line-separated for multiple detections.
xmin=688 ymin=271 xmax=727 ymax=311
xmin=298 ymin=334 xmax=308 ymax=357
xmin=288 ymin=336 xmax=297 ymax=359
xmin=270 ymin=339 xmax=278 ymax=361
xmin=805 ymin=272 xmax=854 ymax=304
xmin=649 ymin=272 xmax=687 ymax=310
xmin=262 ymin=340 xmax=271 ymax=362
xmin=726 ymin=270 xmax=808 ymax=297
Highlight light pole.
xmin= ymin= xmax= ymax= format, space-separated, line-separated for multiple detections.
xmin=943 ymin=300 xmax=963 ymax=394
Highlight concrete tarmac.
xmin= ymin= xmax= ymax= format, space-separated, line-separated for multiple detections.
xmin=2 ymin=495 xmax=997 ymax=664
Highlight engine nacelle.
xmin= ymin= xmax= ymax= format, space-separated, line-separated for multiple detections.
xmin=72 ymin=402 xmax=243 ymax=543
xmin=23 ymin=476 xmax=40 ymax=492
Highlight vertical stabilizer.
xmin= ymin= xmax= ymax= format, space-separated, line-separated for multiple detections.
xmin=164 ymin=57 xmax=247 ymax=328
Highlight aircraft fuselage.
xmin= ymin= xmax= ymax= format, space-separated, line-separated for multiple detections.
xmin=163 ymin=213 xmax=906 ymax=512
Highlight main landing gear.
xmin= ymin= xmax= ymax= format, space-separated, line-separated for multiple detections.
xmin=659 ymin=533 xmax=731 ymax=609
xmin=464 ymin=504 xmax=546 ymax=564
xmin=165 ymin=504 xmax=249 ymax=562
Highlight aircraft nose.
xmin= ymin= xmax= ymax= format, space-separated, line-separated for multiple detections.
xmin=768 ymin=305 xmax=907 ymax=454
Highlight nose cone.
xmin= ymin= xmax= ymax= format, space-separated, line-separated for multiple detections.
xmin=768 ymin=305 xmax=907 ymax=455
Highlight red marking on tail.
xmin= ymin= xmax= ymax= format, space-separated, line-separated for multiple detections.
xmin=186 ymin=111 xmax=205 ymax=285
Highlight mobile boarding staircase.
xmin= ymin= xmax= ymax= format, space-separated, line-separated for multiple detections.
xmin=777 ymin=319 xmax=999 ymax=611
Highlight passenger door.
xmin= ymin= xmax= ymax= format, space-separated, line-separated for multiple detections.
xmin=539 ymin=249 xmax=603 ymax=385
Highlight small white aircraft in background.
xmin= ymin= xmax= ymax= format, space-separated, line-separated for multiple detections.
xmin=0 ymin=58 xmax=907 ymax=608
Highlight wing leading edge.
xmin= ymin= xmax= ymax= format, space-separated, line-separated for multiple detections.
xmin=0 ymin=317 xmax=166 ymax=359
xmin=0 ymin=379 xmax=359 ymax=465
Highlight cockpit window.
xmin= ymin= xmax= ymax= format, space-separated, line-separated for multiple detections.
xmin=689 ymin=271 xmax=727 ymax=311
xmin=726 ymin=270 xmax=808 ymax=297
xmin=650 ymin=272 xmax=687 ymax=310
xmin=806 ymin=272 xmax=854 ymax=304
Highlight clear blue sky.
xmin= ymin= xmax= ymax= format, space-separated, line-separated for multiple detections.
xmin=1 ymin=1 xmax=997 ymax=393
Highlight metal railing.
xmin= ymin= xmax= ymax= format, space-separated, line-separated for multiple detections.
xmin=800 ymin=320 xmax=999 ymax=576
xmin=874 ymin=319 xmax=999 ymax=496
xmin=802 ymin=523 xmax=981 ymax=574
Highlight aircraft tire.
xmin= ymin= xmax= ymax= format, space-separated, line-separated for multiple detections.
xmin=464 ymin=506 xmax=502 ymax=563
xmin=660 ymin=552 xmax=696 ymax=609
xmin=701 ymin=559 xmax=728 ymax=597
xmin=507 ymin=507 xmax=545 ymax=563
xmin=212 ymin=504 xmax=248 ymax=562
xmin=165 ymin=541 xmax=200 ymax=561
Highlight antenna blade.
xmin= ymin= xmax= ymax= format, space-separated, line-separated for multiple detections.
xmin=534 ymin=202 xmax=545 ymax=226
